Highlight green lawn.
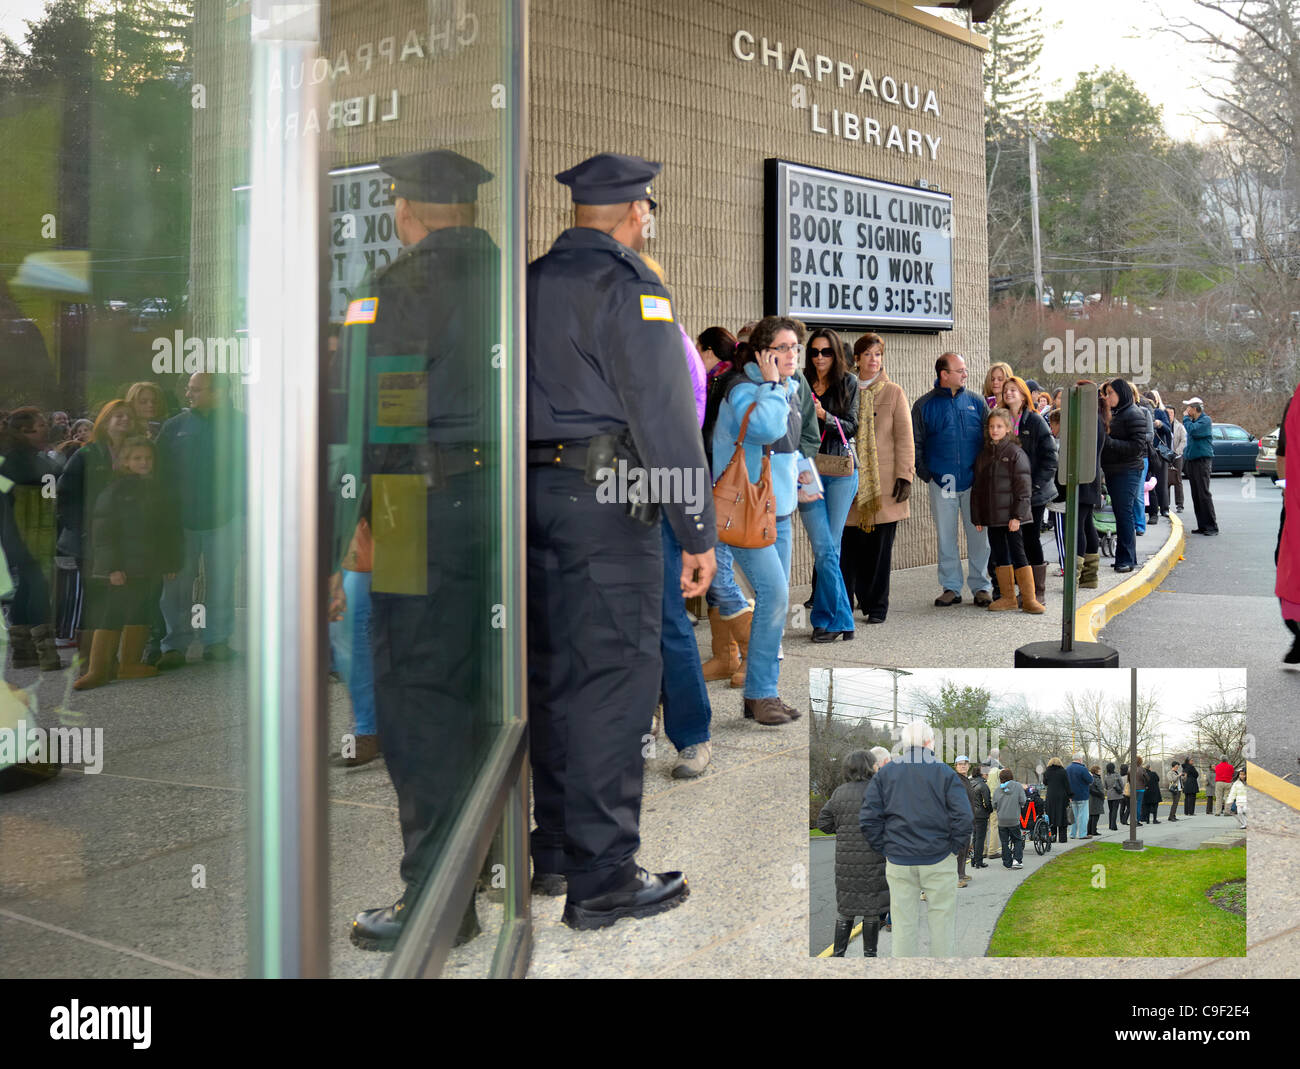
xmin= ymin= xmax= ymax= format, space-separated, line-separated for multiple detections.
xmin=810 ymin=828 xmax=831 ymax=838
xmin=988 ymin=843 xmax=1246 ymax=957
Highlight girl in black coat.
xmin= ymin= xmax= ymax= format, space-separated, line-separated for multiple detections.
xmin=1043 ymin=758 xmax=1072 ymax=843
xmin=817 ymin=749 xmax=889 ymax=957
xmin=972 ymin=409 xmax=1042 ymax=614
xmin=74 ymin=437 xmax=181 ymax=691
xmin=1142 ymin=766 xmax=1163 ymax=824
xmin=1002 ymin=376 xmax=1058 ymax=603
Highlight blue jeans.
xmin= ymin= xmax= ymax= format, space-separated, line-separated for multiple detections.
xmin=1106 ymin=467 xmax=1142 ymax=569
xmin=1071 ymin=799 xmax=1089 ymax=838
xmin=161 ymin=519 xmax=243 ymax=651
xmin=729 ymin=515 xmax=792 ymax=698
xmin=659 ymin=516 xmax=711 ymax=750
xmin=327 ymin=568 xmax=377 ymax=736
xmin=705 ymin=541 xmax=750 ymax=618
xmin=1134 ymin=457 xmax=1148 ymax=534
xmin=799 ymin=469 xmax=857 ymax=632
xmin=926 ymin=483 xmax=991 ymax=596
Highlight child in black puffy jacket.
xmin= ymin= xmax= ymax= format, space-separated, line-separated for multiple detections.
xmin=972 ymin=408 xmax=1041 ymax=614
xmin=74 ymin=437 xmax=181 ymax=690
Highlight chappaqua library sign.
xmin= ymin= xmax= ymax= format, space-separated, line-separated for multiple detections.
xmin=765 ymin=159 xmax=954 ymax=331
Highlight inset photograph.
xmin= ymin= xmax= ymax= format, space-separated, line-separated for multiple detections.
xmin=809 ymin=667 xmax=1246 ymax=958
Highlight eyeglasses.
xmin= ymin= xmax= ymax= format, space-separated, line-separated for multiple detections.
xmin=767 ymin=343 xmax=804 ymax=355
xmin=809 ymin=346 xmax=833 ymax=357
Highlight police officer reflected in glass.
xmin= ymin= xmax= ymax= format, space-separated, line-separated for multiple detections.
xmin=527 ymin=152 xmax=716 ymax=930
xmin=330 ymin=149 xmax=501 ymax=951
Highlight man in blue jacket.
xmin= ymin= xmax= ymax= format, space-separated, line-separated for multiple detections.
xmin=1181 ymin=398 xmax=1218 ymax=535
xmin=911 ymin=353 xmax=991 ymax=606
xmin=860 ymin=720 xmax=973 ymax=956
xmin=1066 ymin=753 xmax=1094 ymax=840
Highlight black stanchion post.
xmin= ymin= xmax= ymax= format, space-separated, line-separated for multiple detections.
xmin=1016 ymin=384 xmax=1119 ymax=666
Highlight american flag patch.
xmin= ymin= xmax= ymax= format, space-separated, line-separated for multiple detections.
xmin=639 ymin=295 xmax=673 ymax=322
xmin=345 ymin=298 xmax=378 ymax=325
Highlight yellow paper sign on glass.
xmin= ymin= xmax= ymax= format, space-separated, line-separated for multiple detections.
xmin=370 ymin=474 xmax=426 ymax=595
xmin=377 ymin=371 xmax=427 ymax=430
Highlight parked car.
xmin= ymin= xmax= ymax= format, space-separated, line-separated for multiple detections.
xmin=1257 ymin=426 xmax=1280 ymax=481
xmin=1210 ymin=422 xmax=1260 ymax=474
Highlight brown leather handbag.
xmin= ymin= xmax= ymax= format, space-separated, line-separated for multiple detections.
xmin=713 ymin=402 xmax=777 ymax=548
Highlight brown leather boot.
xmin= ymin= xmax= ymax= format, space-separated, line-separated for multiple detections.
xmin=728 ymin=610 xmax=752 ymax=689
xmin=7 ymin=625 xmax=38 ymax=669
xmin=743 ymin=697 xmax=792 ymax=725
xmin=1016 ymin=566 xmax=1045 ymax=614
xmin=701 ymin=607 xmax=740 ymax=681
xmin=116 ymin=626 xmax=159 ymax=680
xmin=73 ymin=630 xmax=120 ymax=690
xmin=988 ymin=566 xmax=1018 ymax=611
xmin=1031 ymin=564 xmax=1047 ymax=606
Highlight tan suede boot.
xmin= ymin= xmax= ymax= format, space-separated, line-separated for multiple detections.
xmin=1079 ymin=552 xmax=1100 ymax=589
xmin=73 ymin=630 xmax=120 ymax=690
xmin=988 ymin=566 xmax=1019 ymax=611
xmin=701 ymin=607 xmax=740 ymax=681
xmin=1016 ymin=565 xmax=1045 ymax=614
xmin=116 ymin=626 xmax=160 ymax=680
xmin=728 ymin=610 xmax=752 ymax=689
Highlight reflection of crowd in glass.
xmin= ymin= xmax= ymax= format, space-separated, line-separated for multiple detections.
xmin=1 ymin=373 xmax=243 ymax=689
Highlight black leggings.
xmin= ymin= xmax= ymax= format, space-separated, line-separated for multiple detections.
xmin=1077 ymin=503 xmax=1100 ymax=554
xmin=1022 ymin=505 xmax=1046 ymax=566
xmin=988 ymin=525 xmax=1028 ymax=569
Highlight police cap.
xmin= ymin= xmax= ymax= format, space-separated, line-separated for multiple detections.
xmin=379 ymin=149 xmax=493 ymax=203
xmin=556 ymin=152 xmax=659 ymax=209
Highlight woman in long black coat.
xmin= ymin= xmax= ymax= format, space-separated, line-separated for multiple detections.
xmin=817 ymin=750 xmax=889 ymax=957
xmin=1043 ymin=757 xmax=1072 ymax=843
xmin=1182 ymin=759 xmax=1200 ymax=816
xmin=1142 ymin=766 xmax=1163 ymax=824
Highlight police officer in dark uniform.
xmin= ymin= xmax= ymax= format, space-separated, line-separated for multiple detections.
xmin=331 ymin=149 xmax=501 ymax=950
xmin=528 ymin=152 xmax=716 ymax=929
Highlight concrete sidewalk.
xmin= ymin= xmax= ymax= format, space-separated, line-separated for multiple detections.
xmin=812 ymin=809 xmax=1245 ymax=958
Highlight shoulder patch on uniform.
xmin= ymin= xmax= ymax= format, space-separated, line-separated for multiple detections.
xmin=345 ymin=298 xmax=378 ymax=325
xmin=639 ymin=295 xmax=673 ymax=322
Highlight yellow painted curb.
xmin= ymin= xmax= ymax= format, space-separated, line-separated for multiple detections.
xmin=1074 ymin=511 xmax=1186 ymax=642
xmin=1246 ymin=761 xmax=1300 ymax=812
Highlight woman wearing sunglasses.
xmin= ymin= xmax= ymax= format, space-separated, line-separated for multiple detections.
xmin=800 ymin=329 xmax=858 ymax=642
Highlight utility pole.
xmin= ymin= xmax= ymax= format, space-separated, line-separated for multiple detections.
xmin=827 ymin=668 xmax=834 ymax=735
xmin=1028 ymin=128 xmax=1045 ymax=311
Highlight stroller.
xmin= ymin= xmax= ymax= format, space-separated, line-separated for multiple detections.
xmin=1022 ymin=784 xmax=1053 ymax=856
xmin=1093 ymin=492 xmax=1117 ymax=559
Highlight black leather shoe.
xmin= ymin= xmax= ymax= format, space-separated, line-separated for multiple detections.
xmin=811 ymin=629 xmax=852 ymax=643
xmin=866 ymin=614 xmax=886 ymax=624
xmin=811 ymin=627 xmax=827 ymax=639
xmin=562 ymin=868 xmax=688 ymax=930
xmin=1114 ymin=564 xmax=1134 ymax=573
xmin=351 ymin=895 xmax=408 ymax=951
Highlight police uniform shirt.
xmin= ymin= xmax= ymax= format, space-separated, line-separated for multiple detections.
xmin=527 ymin=226 xmax=715 ymax=555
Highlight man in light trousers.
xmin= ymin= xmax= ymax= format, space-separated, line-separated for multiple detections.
xmin=861 ymin=720 xmax=973 ymax=957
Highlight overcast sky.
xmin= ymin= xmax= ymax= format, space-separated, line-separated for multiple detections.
xmin=809 ymin=667 xmax=1246 ymax=745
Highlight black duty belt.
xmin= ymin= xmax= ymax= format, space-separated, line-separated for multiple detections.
xmin=526 ymin=442 xmax=590 ymax=470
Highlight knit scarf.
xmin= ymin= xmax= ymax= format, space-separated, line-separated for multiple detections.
xmin=855 ymin=370 xmax=887 ymax=531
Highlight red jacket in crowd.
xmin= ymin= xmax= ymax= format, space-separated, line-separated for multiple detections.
xmin=1215 ymin=761 xmax=1235 ymax=783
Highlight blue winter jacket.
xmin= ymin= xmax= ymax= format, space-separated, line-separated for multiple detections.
xmin=911 ymin=381 xmax=987 ymax=493
xmin=712 ymin=364 xmax=801 ymax=518
xmin=859 ymin=747 xmax=974 ymax=866
xmin=1066 ymin=760 xmax=1094 ymax=802
xmin=1182 ymin=412 xmax=1214 ymax=461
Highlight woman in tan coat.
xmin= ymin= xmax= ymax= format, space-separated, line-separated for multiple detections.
xmin=839 ymin=334 xmax=915 ymax=624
